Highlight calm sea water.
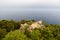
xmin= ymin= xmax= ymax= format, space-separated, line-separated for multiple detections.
xmin=0 ymin=8 xmax=60 ymax=24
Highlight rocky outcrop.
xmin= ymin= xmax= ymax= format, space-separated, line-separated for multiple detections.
xmin=20 ymin=20 xmax=45 ymax=32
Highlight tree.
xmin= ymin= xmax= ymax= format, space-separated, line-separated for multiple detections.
xmin=0 ymin=20 xmax=15 ymax=32
xmin=27 ymin=19 xmax=35 ymax=25
xmin=0 ymin=20 xmax=20 ymax=32
xmin=2 ymin=30 xmax=30 ymax=40
xmin=41 ymin=28 xmax=55 ymax=40
xmin=30 ymin=29 xmax=41 ymax=40
xmin=19 ymin=19 xmax=27 ymax=24
xmin=0 ymin=28 xmax=7 ymax=40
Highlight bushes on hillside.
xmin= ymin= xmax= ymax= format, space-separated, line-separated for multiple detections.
xmin=0 ymin=19 xmax=60 ymax=40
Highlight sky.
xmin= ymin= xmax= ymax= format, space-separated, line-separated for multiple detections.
xmin=0 ymin=0 xmax=60 ymax=24
xmin=0 ymin=0 xmax=60 ymax=13
xmin=0 ymin=0 xmax=60 ymax=8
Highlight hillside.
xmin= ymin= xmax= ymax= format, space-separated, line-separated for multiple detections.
xmin=0 ymin=19 xmax=60 ymax=40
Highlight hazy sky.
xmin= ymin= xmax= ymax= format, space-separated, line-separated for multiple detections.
xmin=0 ymin=0 xmax=60 ymax=8
xmin=0 ymin=0 xmax=60 ymax=12
xmin=0 ymin=0 xmax=60 ymax=15
xmin=0 ymin=0 xmax=60 ymax=24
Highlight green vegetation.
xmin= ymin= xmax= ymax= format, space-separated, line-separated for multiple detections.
xmin=0 ymin=19 xmax=60 ymax=40
xmin=2 ymin=30 xmax=30 ymax=40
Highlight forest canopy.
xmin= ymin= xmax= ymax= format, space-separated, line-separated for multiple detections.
xmin=0 ymin=19 xmax=60 ymax=40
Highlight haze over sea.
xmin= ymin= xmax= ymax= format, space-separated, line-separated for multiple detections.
xmin=0 ymin=0 xmax=60 ymax=24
